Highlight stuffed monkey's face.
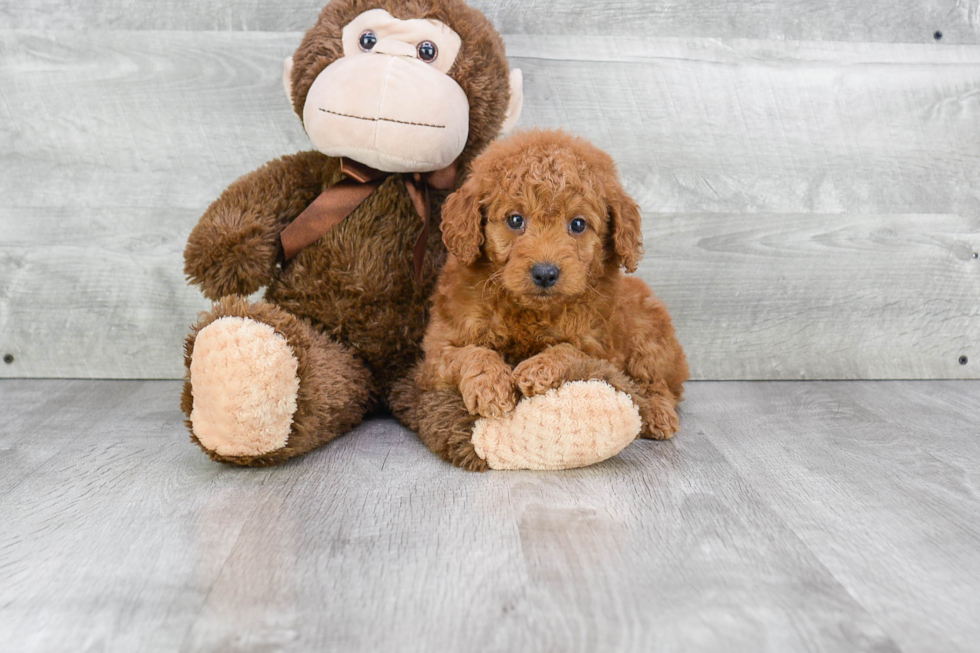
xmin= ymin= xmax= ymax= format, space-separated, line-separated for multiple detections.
xmin=291 ymin=9 xmax=470 ymax=173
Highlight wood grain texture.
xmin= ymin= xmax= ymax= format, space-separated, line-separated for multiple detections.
xmin=512 ymin=36 xmax=980 ymax=217
xmin=2 ymin=0 xmax=979 ymax=44
xmin=2 ymin=379 xmax=947 ymax=652
xmin=644 ymin=213 xmax=980 ymax=380
xmin=0 ymin=207 xmax=211 ymax=379
xmin=690 ymin=381 xmax=980 ymax=653
xmin=2 ymin=32 xmax=979 ymax=379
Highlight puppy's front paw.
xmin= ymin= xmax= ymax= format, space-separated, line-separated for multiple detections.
xmin=640 ymin=397 xmax=679 ymax=440
xmin=513 ymin=354 xmax=568 ymax=397
xmin=459 ymin=368 xmax=518 ymax=418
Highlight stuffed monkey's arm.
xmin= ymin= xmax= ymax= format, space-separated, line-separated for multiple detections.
xmin=184 ymin=151 xmax=336 ymax=300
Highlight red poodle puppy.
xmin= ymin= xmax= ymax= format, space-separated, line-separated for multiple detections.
xmin=415 ymin=129 xmax=688 ymax=465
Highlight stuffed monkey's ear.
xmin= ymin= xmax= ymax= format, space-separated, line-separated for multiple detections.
xmin=608 ymin=182 xmax=644 ymax=273
xmin=500 ymin=69 xmax=524 ymax=135
xmin=441 ymin=177 xmax=485 ymax=265
xmin=283 ymin=56 xmax=294 ymax=106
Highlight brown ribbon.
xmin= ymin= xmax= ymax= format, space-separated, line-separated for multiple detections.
xmin=280 ymin=157 xmax=457 ymax=282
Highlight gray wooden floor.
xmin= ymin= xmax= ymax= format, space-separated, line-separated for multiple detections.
xmin=1 ymin=380 xmax=978 ymax=652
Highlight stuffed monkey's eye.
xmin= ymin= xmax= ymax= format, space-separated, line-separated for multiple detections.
xmin=569 ymin=217 xmax=587 ymax=234
xmin=359 ymin=30 xmax=378 ymax=51
xmin=506 ymin=214 xmax=525 ymax=231
xmin=417 ymin=41 xmax=438 ymax=62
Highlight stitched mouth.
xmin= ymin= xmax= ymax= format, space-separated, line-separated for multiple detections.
xmin=319 ymin=108 xmax=445 ymax=129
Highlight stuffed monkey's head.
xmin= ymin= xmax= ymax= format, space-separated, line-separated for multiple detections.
xmin=285 ymin=0 xmax=523 ymax=174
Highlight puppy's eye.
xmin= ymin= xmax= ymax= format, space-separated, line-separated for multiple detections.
xmin=359 ymin=30 xmax=378 ymax=51
xmin=417 ymin=41 xmax=438 ymax=62
xmin=506 ymin=214 xmax=525 ymax=231
xmin=569 ymin=217 xmax=587 ymax=234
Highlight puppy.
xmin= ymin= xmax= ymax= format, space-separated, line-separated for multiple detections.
xmin=417 ymin=129 xmax=688 ymax=465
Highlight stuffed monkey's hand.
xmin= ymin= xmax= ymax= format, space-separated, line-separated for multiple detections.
xmin=184 ymin=152 xmax=332 ymax=301
xmin=184 ymin=206 xmax=282 ymax=300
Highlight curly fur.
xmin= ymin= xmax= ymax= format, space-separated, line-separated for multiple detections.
xmin=414 ymin=129 xmax=689 ymax=467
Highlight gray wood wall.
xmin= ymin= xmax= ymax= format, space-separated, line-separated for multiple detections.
xmin=1 ymin=1 xmax=978 ymax=380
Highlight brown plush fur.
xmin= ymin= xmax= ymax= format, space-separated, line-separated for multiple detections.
xmin=182 ymin=0 xmax=512 ymax=465
xmin=410 ymin=130 xmax=689 ymax=468
xmin=389 ymin=379 xmax=486 ymax=470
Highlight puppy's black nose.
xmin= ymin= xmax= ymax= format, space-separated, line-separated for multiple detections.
xmin=531 ymin=263 xmax=560 ymax=288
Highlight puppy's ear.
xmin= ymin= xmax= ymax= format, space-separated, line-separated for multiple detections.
xmin=608 ymin=183 xmax=644 ymax=273
xmin=441 ymin=177 xmax=485 ymax=265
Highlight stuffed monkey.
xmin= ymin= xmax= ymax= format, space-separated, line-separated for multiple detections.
xmin=182 ymin=0 xmax=641 ymax=470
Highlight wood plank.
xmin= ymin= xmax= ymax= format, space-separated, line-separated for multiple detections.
xmin=3 ymin=33 xmax=980 ymax=214
xmin=0 ymin=207 xmax=210 ymax=379
xmin=2 ymin=32 xmax=979 ymax=380
xmin=2 ymin=0 xmax=979 ymax=44
xmin=0 ymin=31 xmax=310 ymax=211
xmin=182 ymin=428 xmax=899 ymax=653
xmin=0 ymin=379 xmax=86 ymax=496
xmin=2 ymin=209 xmax=975 ymax=380
xmin=694 ymin=380 xmax=980 ymax=653
xmin=513 ymin=36 xmax=980 ymax=217
xmin=840 ymin=380 xmax=980 ymax=491
xmin=0 ymin=380 xmax=296 ymax=652
xmin=0 ymin=379 xmax=901 ymax=652
xmin=643 ymin=213 xmax=980 ymax=380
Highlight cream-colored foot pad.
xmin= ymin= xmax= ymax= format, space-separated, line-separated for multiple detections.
xmin=189 ymin=317 xmax=299 ymax=457
xmin=471 ymin=380 xmax=641 ymax=471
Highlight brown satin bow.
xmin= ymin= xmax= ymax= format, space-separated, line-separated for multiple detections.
xmin=279 ymin=157 xmax=457 ymax=282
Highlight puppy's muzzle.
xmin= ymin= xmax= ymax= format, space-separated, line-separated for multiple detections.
xmin=530 ymin=263 xmax=560 ymax=288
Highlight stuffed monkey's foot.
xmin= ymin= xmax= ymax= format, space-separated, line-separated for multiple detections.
xmin=188 ymin=316 xmax=299 ymax=458
xmin=182 ymin=296 xmax=371 ymax=466
xmin=471 ymin=380 xmax=641 ymax=471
